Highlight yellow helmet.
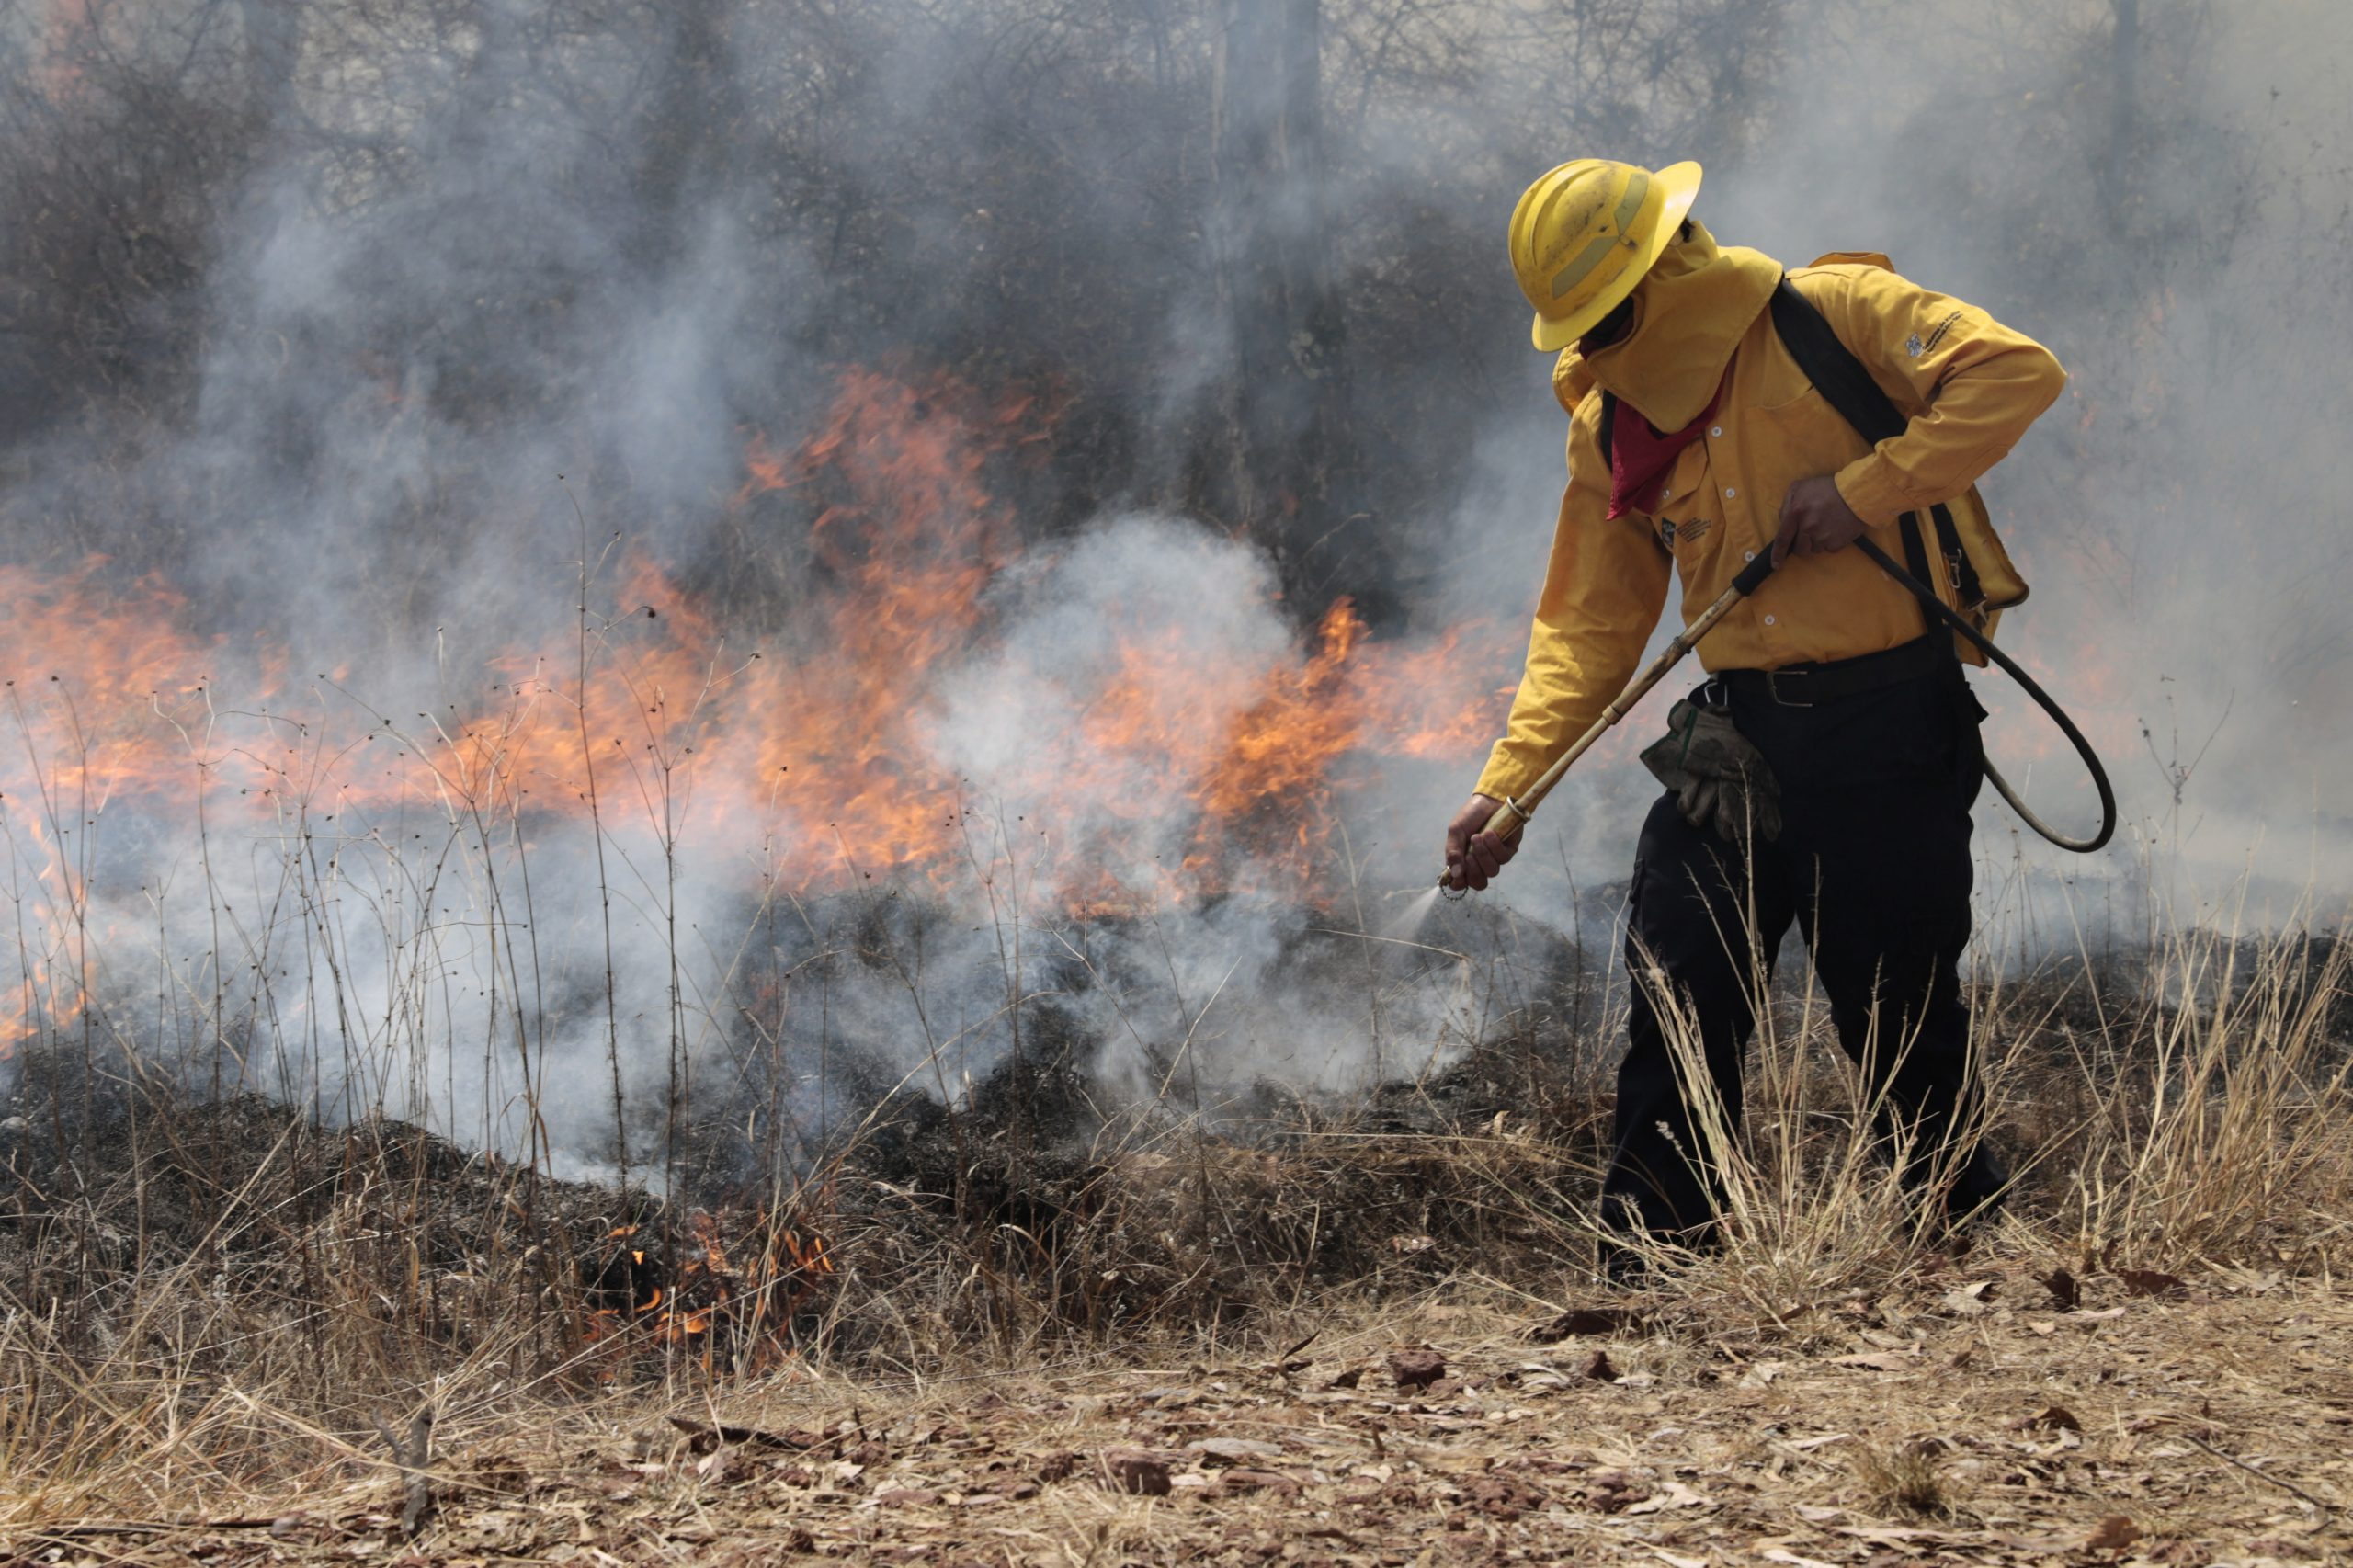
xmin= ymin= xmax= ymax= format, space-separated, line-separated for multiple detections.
xmin=1509 ymin=158 xmax=1703 ymax=351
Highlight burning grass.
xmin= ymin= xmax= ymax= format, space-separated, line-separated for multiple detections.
xmin=0 ymin=368 xmax=1516 ymax=984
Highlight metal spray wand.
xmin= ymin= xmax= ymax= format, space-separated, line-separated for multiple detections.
xmin=1439 ymin=551 xmax=1778 ymax=891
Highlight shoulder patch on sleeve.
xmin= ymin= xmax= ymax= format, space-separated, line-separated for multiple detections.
xmin=1917 ymin=309 xmax=1965 ymax=356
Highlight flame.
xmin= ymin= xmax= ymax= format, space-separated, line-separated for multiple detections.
xmin=587 ymin=1210 xmax=835 ymax=1371
xmin=0 ymin=560 xmax=226 ymax=1055
xmin=0 ymin=367 xmax=1516 ymax=1052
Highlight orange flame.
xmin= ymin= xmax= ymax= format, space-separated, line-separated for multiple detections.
xmin=0 ymin=368 xmax=1516 ymax=1052
xmin=586 ymin=1211 xmax=835 ymax=1371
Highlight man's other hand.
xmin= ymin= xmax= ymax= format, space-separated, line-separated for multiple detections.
xmin=1773 ymin=473 xmax=1869 ymax=565
xmin=1444 ymin=793 xmax=1520 ymax=892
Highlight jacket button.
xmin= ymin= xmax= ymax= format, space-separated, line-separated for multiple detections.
xmin=1724 ymin=486 xmax=1737 ymax=499
xmin=1710 ymin=426 xmax=1723 ymax=437
xmin=1743 ymin=550 xmax=1756 ymax=562
xmin=1763 ymin=614 xmax=1778 ymax=626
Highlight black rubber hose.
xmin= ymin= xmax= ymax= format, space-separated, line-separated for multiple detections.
xmin=1852 ymin=537 xmax=2118 ymax=855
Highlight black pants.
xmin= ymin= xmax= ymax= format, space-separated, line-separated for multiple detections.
xmin=1602 ymin=654 xmax=2007 ymax=1244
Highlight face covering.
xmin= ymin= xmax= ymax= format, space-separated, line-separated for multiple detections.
xmin=1576 ymin=217 xmax=1782 ymax=433
xmin=1604 ymin=370 xmax=1729 ymax=519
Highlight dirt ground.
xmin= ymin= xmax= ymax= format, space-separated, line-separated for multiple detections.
xmin=17 ymin=1257 xmax=2348 ymax=1567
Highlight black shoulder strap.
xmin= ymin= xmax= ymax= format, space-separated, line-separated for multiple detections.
xmin=1767 ymin=278 xmax=1984 ymax=608
xmin=1768 ymin=278 xmax=1906 ymax=443
xmin=1597 ymin=390 xmax=1618 ymax=469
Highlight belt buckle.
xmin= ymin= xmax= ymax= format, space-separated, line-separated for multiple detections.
xmin=1765 ymin=669 xmax=1813 ymax=708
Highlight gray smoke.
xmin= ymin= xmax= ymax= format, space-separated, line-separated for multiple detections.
xmin=0 ymin=0 xmax=2344 ymax=1175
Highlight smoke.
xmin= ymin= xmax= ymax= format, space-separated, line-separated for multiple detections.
xmin=927 ymin=517 xmax=1292 ymax=891
xmin=0 ymin=0 xmax=2345 ymax=1173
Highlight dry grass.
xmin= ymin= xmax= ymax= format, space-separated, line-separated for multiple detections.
xmin=1599 ymin=915 xmax=2353 ymax=1329
xmin=7 ymin=1266 xmax=2348 ymax=1562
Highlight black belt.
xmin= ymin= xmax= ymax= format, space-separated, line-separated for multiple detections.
xmin=1711 ymin=635 xmax=1950 ymax=709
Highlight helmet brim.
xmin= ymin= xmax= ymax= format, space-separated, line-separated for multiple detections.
xmin=1530 ymin=160 xmax=1704 ymax=352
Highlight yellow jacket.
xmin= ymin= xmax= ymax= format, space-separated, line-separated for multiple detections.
xmin=1474 ymin=252 xmax=2067 ymax=803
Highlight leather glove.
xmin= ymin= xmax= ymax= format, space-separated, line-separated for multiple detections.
xmin=1639 ymin=699 xmax=1782 ymax=846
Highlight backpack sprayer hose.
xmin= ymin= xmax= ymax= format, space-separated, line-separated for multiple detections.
xmin=1851 ymin=537 xmax=2116 ymax=854
xmin=1438 ymin=543 xmax=2116 ymax=892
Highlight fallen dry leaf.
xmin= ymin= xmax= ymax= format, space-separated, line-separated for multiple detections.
xmin=2120 ymin=1269 xmax=2188 ymax=1298
xmin=2018 ymin=1405 xmax=2084 ymax=1433
xmin=1586 ymin=1468 xmax=1652 ymax=1512
xmin=1101 ymin=1449 xmax=1174 ymax=1496
xmin=1188 ymin=1437 xmax=1284 ymax=1464
xmin=2086 ymin=1514 xmax=2142 ymax=1551
xmin=2245 ymin=1535 xmax=2326 ymax=1560
xmin=1621 ymin=1481 xmax=1709 ymax=1515
xmin=666 ymin=1416 xmax=832 ymax=1455
xmin=1388 ymin=1346 xmax=1447 ymax=1392
xmin=1760 ymin=1548 xmax=1841 ymax=1568
xmin=1465 ymin=1474 xmax=1549 ymax=1518
xmin=2040 ymin=1267 xmax=2083 ymax=1312
xmin=1529 ymin=1307 xmax=1651 ymax=1343
xmin=1582 ymin=1348 xmax=1620 ymax=1382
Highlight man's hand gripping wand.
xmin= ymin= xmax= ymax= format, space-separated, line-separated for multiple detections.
xmin=1438 ymin=551 xmax=1778 ymax=895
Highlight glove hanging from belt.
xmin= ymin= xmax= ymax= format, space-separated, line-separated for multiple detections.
xmin=1639 ymin=699 xmax=1782 ymax=847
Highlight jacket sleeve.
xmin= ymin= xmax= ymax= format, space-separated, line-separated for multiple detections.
xmin=1816 ymin=265 xmax=2067 ymax=528
xmin=1474 ymin=398 xmax=1672 ymax=802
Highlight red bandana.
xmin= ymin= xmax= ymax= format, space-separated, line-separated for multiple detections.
xmin=1606 ymin=370 xmax=1729 ymax=521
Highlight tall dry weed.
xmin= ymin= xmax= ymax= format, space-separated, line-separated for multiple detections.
xmin=2052 ymin=917 xmax=2352 ymax=1268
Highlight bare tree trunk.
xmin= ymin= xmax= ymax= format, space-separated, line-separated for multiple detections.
xmin=2103 ymin=0 xmax=2141 ymax=225
xmin=238 ymin=0 xmax=300 ymax=128
xmin=632 ymin=0 xmax=742 ymax=267
xmin=1210 ymin=0 xmax=1356 ymax=601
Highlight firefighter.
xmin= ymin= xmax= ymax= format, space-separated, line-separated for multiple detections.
xmin=1442 ymin=158 xmax=2066 ymax=1268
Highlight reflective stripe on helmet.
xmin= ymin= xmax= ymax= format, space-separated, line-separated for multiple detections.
xmin=1549 ymin=168 xmax=1649 ymax=301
